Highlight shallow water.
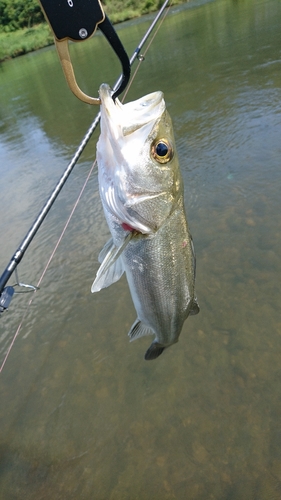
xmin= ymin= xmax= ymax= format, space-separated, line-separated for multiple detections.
xmin=1 ymin=0 xmax=281 ymax=498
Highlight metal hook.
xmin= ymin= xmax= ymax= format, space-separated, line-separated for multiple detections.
xmin=38 ymin=0 xmax=130 ymax=104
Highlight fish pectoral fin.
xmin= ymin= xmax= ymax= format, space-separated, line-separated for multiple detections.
xmin=128 ymin=319 xmax=155 ymax=341
xmin=97 ymin=237 xmax=114 ymax=264
xmin=144 ymin=342 xmax=165 ymax=361
xmin=91 ymin=257 xmax=124 ymax=292
xmin=91 ymin=235 xmax=133 ymax=293
xmin=189 ymin=297 xmax=200 ymax=316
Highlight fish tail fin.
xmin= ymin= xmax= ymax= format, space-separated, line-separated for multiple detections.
xmin=144 ymin=342 xmax=165 ymax=361
xmin=189 ymin=297 xmax=200 ymax=316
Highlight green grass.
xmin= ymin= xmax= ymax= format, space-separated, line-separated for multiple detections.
xmin=104 ymin=0 xmax=156 ymax=23
xmin=0 ymin=0 xmax=186 ymax=62
xmin=0 ymin=23 xmax=53 ymax=61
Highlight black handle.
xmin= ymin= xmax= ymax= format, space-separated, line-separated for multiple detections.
xmin=38 ymin=0 xmax=105 ymax=41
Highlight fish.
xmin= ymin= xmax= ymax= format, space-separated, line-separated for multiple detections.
xmin=91 ymin=83 xmax=199 ymax=360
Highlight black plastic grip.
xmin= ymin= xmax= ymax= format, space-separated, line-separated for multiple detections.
xmin=38 ymin=0 xmax=105 ymax=41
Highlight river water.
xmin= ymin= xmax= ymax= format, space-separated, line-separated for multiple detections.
xmin=1 ymin=0 xmax=281 ymax=498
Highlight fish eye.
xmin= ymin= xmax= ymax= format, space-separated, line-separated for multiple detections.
xmin=151 ymin=139 xmax=173 ymax=164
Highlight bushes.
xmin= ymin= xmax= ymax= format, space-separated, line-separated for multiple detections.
xmin=0 ymin=23 xmax=53 ymax=60
xmin=0 ymin=0 xmax=44 ymax=31
xmin=0 ymin=0 xmax=170 ymax=32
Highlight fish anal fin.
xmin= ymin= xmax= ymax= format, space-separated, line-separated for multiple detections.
xmin=128 ymin=319 xmax=155 ymax=341
xmin=144 ymin=342 xmax=165 ymax=361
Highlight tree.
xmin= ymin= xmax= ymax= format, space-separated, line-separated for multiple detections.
xmin=0 ymin=0 xmax=44 ymax=31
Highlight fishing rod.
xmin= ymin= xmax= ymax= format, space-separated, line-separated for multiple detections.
xmin=0 ymin=0 xmax=171 ymax=314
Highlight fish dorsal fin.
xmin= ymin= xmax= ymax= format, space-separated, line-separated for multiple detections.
xmin=128 ymin=319 xmax=155 ymax=341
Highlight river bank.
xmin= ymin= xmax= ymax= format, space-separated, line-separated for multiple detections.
xmin=0 ymin=24 xmax=53 ymax=62
xmin=0 ymin=0 xmax=185 ymax=63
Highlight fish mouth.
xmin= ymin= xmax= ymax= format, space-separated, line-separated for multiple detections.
xmin=99 ymin=83 xmax=120 ymax=115
xmin=98 ymin=83 xmax=165 ymax=136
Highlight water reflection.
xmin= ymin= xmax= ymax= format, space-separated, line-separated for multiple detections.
xmin=1 ymin=0 xmax=281 ymax=498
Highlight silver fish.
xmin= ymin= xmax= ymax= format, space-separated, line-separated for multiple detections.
xmin=91 ymin=83 xmax=199 ymax=360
